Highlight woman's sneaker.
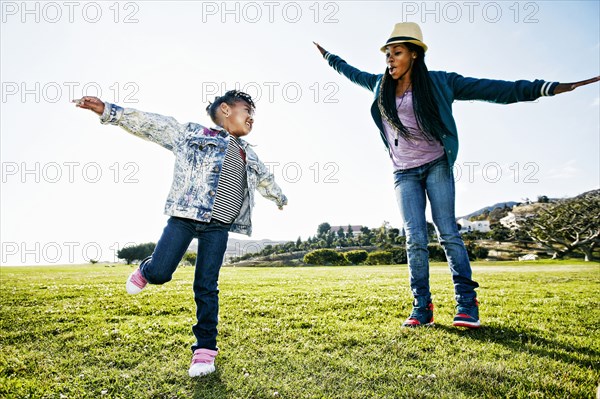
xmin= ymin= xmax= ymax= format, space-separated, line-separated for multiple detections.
xmin=453 ymin=299 xmax=481 ymax=328
xmin=402 ymin=302 xmax=434 ymax=327
xmin=188 ymin=349 xmax=218 ymax=377
xmin=126 ymin=268 xmax=147 ymax=295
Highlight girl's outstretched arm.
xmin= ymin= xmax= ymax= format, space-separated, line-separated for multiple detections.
xmin=74 ymin=96 xmax=189 ymax=152
xmin=553 ymin=76 xmax=600 ymax=95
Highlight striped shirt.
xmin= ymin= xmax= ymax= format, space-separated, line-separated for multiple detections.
xmin=211 ymin=136 xmax=247 ymax=224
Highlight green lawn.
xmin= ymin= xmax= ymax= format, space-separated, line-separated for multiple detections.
xmin=1 ymin=262 xmax=599 ymax=398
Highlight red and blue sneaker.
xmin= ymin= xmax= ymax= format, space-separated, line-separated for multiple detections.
xmin=453 ymin=299 xmax=481 ymax=328
xmin=402 ymin=302 xmax=434 ymax=327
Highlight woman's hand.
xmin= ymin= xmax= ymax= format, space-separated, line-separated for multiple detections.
xmin=553 ymin=76 xmax=600 ymax=95
xmin=73 ymin=96 xmax=105 ymax=115
xmin=313 ymin=41 xmax=327 ymax=56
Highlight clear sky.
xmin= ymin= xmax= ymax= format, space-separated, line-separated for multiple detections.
xmin=1 ymin=1 xmax=599 ymax=265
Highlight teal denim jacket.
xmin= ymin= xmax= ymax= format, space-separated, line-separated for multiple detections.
xmin=324 ymin=52 xmax=559 ymax=167
xmin=100 ymin=103 xmax=287 ymax=236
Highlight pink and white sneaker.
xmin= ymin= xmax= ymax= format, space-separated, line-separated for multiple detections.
xmin=126 ymin=268 xmax=147 ymax=295
xmin=188 ymin=348 xmax=218 ymax=377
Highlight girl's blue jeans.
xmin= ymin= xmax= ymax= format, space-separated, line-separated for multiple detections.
xmin=139 ymin=216 xmax=230 ymax=352
xmin=394 ymin=154 xmax=478 ymax=307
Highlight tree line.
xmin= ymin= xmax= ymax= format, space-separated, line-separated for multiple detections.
xmin=230 ymin=190 xmax=599 ymax=263
xmin=229 ymin=221 xmax=490 ymax=264
xmin=114 ymin=190 xmax=599 ymax=264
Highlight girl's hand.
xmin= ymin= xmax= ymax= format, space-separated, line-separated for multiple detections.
xmin=553 ymin=76 xmax=600 ymax=95
xmin=73 ymin=96 xmax=105 ymax=115
xmin=313 ymin=41 xmax=327 ymax=56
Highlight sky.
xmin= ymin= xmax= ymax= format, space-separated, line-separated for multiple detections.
xmin=1 ymin=1 xmax=599 ymax=265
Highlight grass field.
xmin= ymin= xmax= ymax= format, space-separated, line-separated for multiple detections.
xmin=1 ymin=261 xmax=599 ymax=398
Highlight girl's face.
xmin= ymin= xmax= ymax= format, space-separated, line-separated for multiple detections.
xmin=385 ymin=43 xmax=416 ymax=81
xmin=221 ymin=100 xmax=254 ymax=137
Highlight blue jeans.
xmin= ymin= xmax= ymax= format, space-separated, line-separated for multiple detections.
xmin=139 ymin=216 xmax=230 ymax=352
xmin=394 ymin=154 xmax=478 ymax=307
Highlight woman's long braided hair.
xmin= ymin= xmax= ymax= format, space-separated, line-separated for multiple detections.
xmin=377 ymin=43 xmax=449 ymax=142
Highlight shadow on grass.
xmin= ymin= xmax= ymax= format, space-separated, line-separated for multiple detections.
xmin=435 ymin=323 xmax=599 ymax=369
xmin=191 ymin=369 xmax=228 ymax=399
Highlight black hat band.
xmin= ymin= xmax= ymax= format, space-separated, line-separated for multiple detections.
xmin=386 ymin=36 xmax=421 ymax=44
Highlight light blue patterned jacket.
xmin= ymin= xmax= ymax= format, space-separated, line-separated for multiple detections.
xmin=100 ymin=102 xmax=287 ymax=236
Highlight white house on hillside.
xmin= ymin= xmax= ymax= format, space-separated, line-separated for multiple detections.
xmin=456 ymin=218 xmax=490 ymax=233
xmin=329 ymin=225 xmax=364 ymax=236
xmin=500 ymin=209 xmax=537 ymax=230
xmin=499 ymin=213 xmax=518 ymax=229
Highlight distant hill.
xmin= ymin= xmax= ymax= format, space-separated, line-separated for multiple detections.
xmin=459 ymin=189 xmax=599 ymax=222
xmin=459 ymin=201 xmax=520 ymax=221
xmin=574 ymin=188 xmax=599 ymax=199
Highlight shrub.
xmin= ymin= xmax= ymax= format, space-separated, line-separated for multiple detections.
xmin=366 ymin=251 xmax=393 ymax=265
xmin=466 ymin=244 xmax=489 ymax=260
xmin=343 ymin=250 xmax=368 ymax=265
xmin=303 ymin=249 xmax=348 ymax=266
xmin=402 ymin=243 xmax=487 ymax=262
xmin=183 ymin=251 xmax=197 ymax=266
xmin=427 ymin=244 xmax=447 ymax=262
xmin=388 ymin=247 xmax=407 ymax=264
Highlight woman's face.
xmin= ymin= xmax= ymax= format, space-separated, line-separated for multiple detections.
xmin=385 ymin=43 xmax=416 ymax=81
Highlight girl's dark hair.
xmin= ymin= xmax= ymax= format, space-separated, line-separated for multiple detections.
xmin=206 ymin=90 xmax=255 ymax=124
xmin=377 ymin=43 xmax=449 ymax=142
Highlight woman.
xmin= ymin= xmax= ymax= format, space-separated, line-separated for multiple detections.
xmin=314 ymin=22 xmax=598 ymax=328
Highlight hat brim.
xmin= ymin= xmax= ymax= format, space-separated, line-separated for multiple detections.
xmin=380 ymin=39 xmax=428 ymax=53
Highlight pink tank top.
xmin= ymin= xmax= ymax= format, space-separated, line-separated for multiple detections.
xmin=382 ymin=91 xmax=445 ymax=171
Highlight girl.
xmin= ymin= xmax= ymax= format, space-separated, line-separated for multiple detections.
xmin=75 ymin=91 xmax=287 ymax=376
xmin=314 ymin=22 xmax=598 ymax=328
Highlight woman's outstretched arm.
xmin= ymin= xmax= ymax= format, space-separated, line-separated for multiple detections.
xmin=313 ymin=41 xmax=380 ymax=92
xmin=442 ymin=72 xmax=599 ymax=104
xmin=553 ymin=76 xmax=600 ymax=95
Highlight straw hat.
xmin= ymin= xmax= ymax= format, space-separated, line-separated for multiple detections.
xmin=380 ymin=22 xmax=428 ymax=53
